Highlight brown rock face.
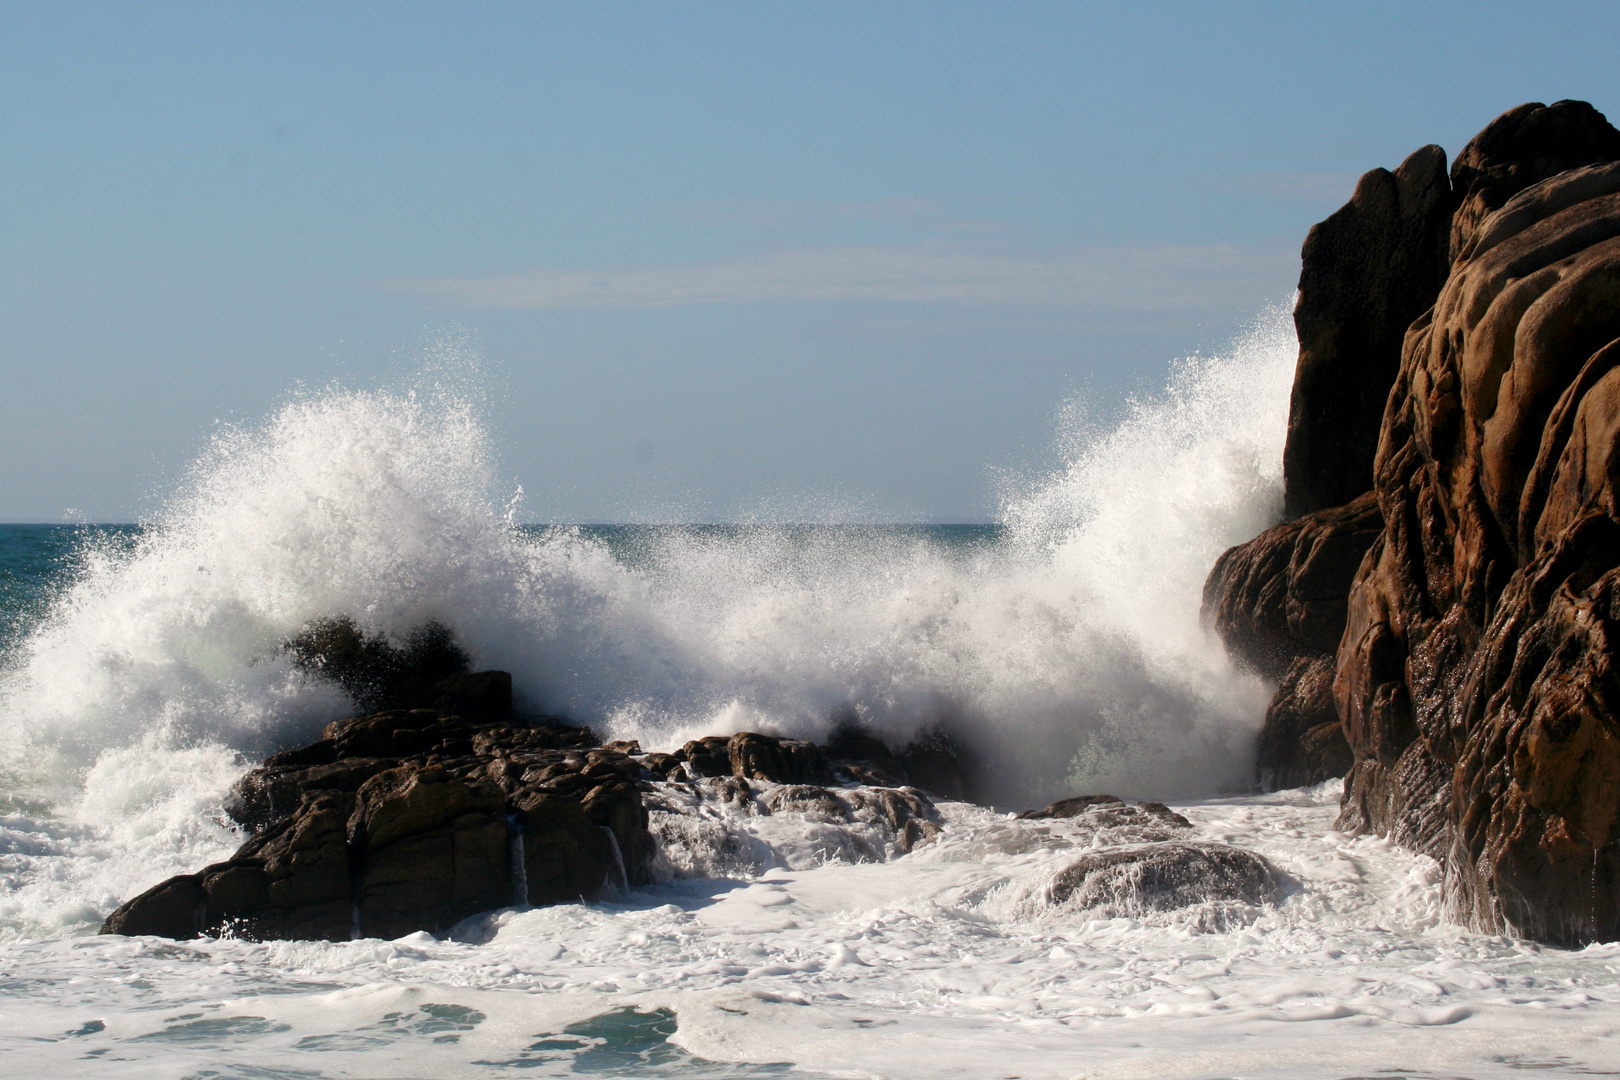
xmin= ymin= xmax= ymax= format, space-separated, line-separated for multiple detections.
xmin=1338 ymin=148 xmax=1620 ymax=943
xmin=1202 ymin=494 xmax=1377 ymax=786
xmin=1204 ymin=492 xmax=1383 ymax=680
xmin=103 ymin=718 xmax=958 ymax=941
xmin=1284 ymin=146 xmax=1455 ymax=519
xmin=1449 ymin=100 xmax=1620 ymax=262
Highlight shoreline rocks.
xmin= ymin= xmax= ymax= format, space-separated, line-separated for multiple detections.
xmin=1205 ymin=99 xmax=1620 ymax=944
xmin=102 ymin=685 xmax=960 ymax=941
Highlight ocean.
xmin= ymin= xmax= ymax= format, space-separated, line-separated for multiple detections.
xmin=2 ymin=308 xmax=1618 ymax=1079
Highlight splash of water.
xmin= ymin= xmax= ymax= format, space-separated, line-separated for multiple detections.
xmin=0 ymin=306 xmax=1295 ymax=835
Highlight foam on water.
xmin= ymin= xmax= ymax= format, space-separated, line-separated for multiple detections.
xmin=3 ymin=785 xmax=1618 ymax=1079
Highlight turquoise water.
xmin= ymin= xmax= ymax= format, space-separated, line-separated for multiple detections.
xmin=0 ymin=525 xmax=137 ymax=653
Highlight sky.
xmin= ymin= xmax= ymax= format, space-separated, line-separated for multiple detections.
xmin=3 ymin=2 xmax=1619 ymax=523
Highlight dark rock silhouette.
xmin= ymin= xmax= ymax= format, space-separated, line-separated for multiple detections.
xmin=1285 ymin=146 xmax=1454 ymax=519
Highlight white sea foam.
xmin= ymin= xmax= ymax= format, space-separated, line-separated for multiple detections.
xmin=2 ymin=306 xmax=1292 ymax=807
xmin=2 ymin=786 xmax=1617 ymax=1079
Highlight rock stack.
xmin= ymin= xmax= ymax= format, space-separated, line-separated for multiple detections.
xmin=1206 ymin=100 xmax=1620 ymax=944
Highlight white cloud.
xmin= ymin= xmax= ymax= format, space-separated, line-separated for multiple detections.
xmin=381 ymin=242 xmax=1296 ymax=313
xmin=1211 ymin=171 xmax=1360 ymax=204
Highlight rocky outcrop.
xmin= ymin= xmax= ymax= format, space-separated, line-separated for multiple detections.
xmin=104 ymin=688 xmax=963 ymax=940
xmin=1206 ymin=98 xmax=1620 ymax=942
xmin=1285 ymin=147 xmax=1455 ymax=519
xmin=1204 ymin=492 xmax=1383 ymax=679
xmin=1337 ymin=149 xmax=1620 ymax=943
xmin=1207 ymin=101 xmax=1620 ymax=827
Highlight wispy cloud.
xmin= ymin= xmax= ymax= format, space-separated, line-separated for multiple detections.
xmin=666 ymin=197 xmax=1014 ymax=234
xmin=382 ymin=242 xmax=1296 ymax=313
xmin=1208 ymin=171 xmax=1360 ymax=204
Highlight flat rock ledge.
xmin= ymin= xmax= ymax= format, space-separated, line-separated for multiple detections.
xmin=102 ymin=684 xmax=951 ymax=942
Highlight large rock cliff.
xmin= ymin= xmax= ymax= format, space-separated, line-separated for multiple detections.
xmin=1207 ymin=100 xmax=1620 ymax=944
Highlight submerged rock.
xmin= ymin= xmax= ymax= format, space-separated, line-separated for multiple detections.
xmin=1048 ymin=842 xmax=1281 ymax=920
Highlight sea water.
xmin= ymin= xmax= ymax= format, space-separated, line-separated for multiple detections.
xmin=1 ymin=308 xmax=1618 ymax=1079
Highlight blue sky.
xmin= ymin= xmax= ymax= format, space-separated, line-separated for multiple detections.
xmin=4 ymin=2 xmax=1618 ymax=522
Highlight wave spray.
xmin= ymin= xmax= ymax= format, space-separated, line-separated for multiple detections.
xmin=0 ymin=306 xmax=1296 ymax=915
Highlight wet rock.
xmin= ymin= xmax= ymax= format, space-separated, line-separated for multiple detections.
xmin=1019 ymin=794 xmax=1190 ymax=828
xmin=106 ymin=790 xmax=360 ymax=942
xmin=762 ymin=784 xmax=849 ymax=822
xmin=105 ymin=712 xmax=655 ymax=940
xmin=284 ymin=616 xmax=472 ymax=713
xmin=1286 ymin=145 xmax=1455 ymax=518
xmin=348 ymin=766 xmax=510 ymax=939
xmin=679 ymin=737 xmax=733 ymax=779
xmin=728 ymin=732 xmax=834 ymax=785
xmin=106 ymin=650 xmax=968 ymax=940
xmin=579 ymin=774 xmax=655 ymax=887
xmin=640 ymin=752 xmax=684 ymax=781
xmin=509 ymin=789 xmax=612 ymax=903
xmin=224 ymin=757 xmax=391 ymax=831
xmin=1203 ymin=492 xmax=1383 ymax=680
xmin=99 ymin=875 xmax=209 ymax=940
xmin=839 ymin=786 xmax=941 ymax=852
xmin=1255 ymin=655 xmax=1351 ymax=790
xmin=1049 ymin=842 xmax=1280 ymax=918
xmin=1018 ymin=793 xmax=1129 ymax=819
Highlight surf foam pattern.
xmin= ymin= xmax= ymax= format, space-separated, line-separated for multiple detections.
xmin=4 ymin=787 xmax=1619 ymax=1079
